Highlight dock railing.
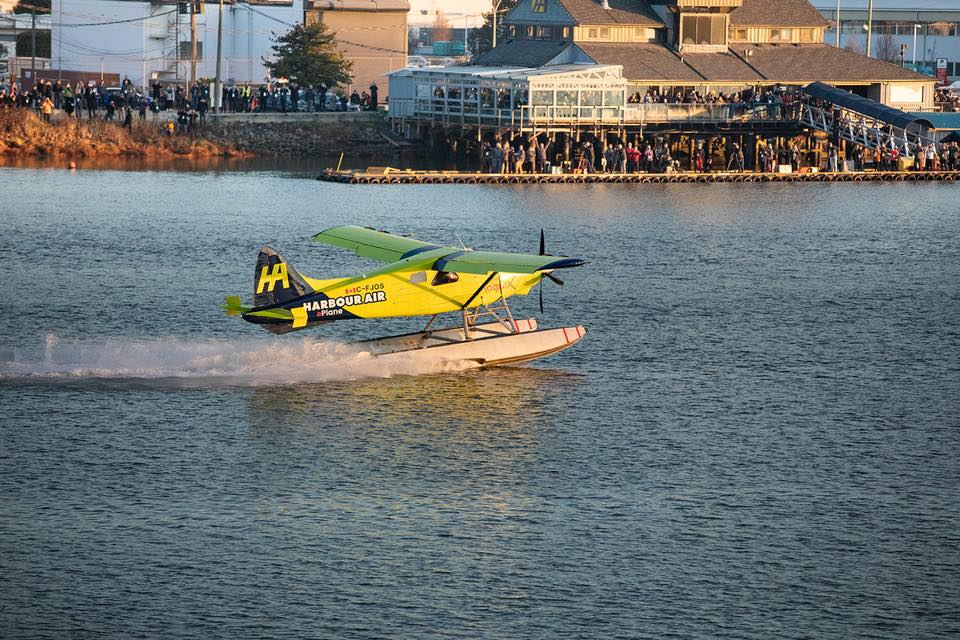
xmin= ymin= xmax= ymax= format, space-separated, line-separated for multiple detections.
xmin=390 ymin=97 xmax=797 ymax=130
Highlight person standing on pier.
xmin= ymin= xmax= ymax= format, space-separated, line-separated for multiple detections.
xmin=369 ymin=82 xmax=378 ymax=111
xmin=537 ymin=141 xmax=547 ymax=174
xmin=492 ymin=143 xmax=504 ymax=174
xmin=828 ymin=143 xmax=838 ymax=172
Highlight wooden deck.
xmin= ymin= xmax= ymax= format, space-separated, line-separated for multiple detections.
xmin=318 ymin=169 xmax=960 ymax=185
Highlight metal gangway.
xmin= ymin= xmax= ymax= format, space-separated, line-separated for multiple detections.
xmin=797 ymin=82 xmax=937 ymax=153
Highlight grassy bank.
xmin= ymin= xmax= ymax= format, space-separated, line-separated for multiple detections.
xmin=0 ymin=110 xmax=247 ymax=159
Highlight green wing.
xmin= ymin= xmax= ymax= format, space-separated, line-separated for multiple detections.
xmin=312 ymin=225 xmax=443 ymax=263
xmin=432 ymin=251 xmax=585 ymax=275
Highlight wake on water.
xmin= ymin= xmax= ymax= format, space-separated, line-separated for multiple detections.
xmin=0 ymin=334 xmax=479 ymax=387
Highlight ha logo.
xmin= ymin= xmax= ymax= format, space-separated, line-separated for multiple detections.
xmin=257 ymin=263 xmax=289 ymax=293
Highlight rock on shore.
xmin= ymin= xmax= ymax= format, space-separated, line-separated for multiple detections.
xmin=0 ymin=109 xmax=245 ymax=159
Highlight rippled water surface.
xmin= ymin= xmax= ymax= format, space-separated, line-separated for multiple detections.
xmin=2 ymin=166 xmax=959 ymax=639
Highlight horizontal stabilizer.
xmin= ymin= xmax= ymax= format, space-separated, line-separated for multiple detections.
xmin=222 ymin=295 xmax=249 ymax=317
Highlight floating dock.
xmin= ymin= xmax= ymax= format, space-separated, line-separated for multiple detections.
xmin=319 ymin=169 xmax=959 ymax=185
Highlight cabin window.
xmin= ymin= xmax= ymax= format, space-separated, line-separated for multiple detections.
xmin=432 ymin=271 xmax=459 ymax=286
xmin=410 ymin=271 xmax=427 ymax=284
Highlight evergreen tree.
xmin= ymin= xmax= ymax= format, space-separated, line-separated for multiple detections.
xmin=263 ymin=22 xmax=352 ymax=88
xmin=472 ymin=0 xmax=519 ymax=59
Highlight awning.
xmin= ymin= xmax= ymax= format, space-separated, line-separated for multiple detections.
xmin=803 ymin=82 xmax=934 ymax=130
xmin=909 ymin=111 xmax=960 ymax=131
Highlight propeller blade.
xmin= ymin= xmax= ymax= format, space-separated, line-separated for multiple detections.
xmin=544 ymin=272 xmax=564 ymax=286
xmin=539 ymin=279 xmax=544 ymax=314
xmin=539 ymin=228 xmax=545 ymax=256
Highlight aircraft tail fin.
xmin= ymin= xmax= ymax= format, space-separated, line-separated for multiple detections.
xmin=253 ymin=246 xmax=313 ymax=308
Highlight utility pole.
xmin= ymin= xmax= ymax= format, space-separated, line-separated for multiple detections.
xmin=214 ymin=0 xmax=223 ymax=112
xmin=835 ymin=0 xmax=841 ymax=47
xmin=190 ymin=2 xmax=198 ymax=90
xmin=491 ymin=0 xmax=502 ymax=49
xmin=865 ymin=0 xmax=874 ymax=58
xmin=30 ymin=5 xmax=36 ymax=86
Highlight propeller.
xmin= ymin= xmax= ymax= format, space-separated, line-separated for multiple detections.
xmin=537 ymin=229 xmax=564 ymax=314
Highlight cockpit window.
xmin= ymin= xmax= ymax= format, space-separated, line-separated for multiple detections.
xmin=432 ymin=271 xmax=459 ymax=286
xmin=409 ymin=271 xmax=427 ymax=284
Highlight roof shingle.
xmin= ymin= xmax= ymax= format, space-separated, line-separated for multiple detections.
xmin=473 ymin=39 xmax=574 ymax=68
xmin=742 ymin=43 xmax=932 ymax=82
xmin=576 ymin=42 xmax=703 ymax=81
xmin=729 ymin=0 xmax=830 ymax=28
xmin=558 ymin=0 xmax=663 ymax=27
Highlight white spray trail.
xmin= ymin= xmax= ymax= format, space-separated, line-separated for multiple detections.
xmin=0 ymin=334 xmax=478 ymax=386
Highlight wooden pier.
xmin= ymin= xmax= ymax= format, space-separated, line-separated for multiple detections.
xmin=319 ymin=169 xmax=959 ymax=185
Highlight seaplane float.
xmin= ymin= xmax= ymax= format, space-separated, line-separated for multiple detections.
xmin=223 ymin=225 xmax=587 ymax=368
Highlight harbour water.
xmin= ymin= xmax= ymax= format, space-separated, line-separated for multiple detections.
xmin=1 ymin=165 xmax=958 ymax=639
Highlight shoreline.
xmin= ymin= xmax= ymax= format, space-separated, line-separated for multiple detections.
xmin=0 ymin=109 xmax=402 ymax=160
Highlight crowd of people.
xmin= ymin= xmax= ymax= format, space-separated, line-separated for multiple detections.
xmin=0 ymin=74 xmax=382 ymax=135
xmin=627 ymin=87 xmax=798 ymax=119
xmin=473 ymin=132 xmax=959 ymax=175
xmin=215 ymin=81 xmax=379 ymax=114
xmin=935 ymin=87 xmax=960 ymax=112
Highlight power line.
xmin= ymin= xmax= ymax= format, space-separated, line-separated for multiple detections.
xmin=55 ymin=9 xmax=177 ymax=28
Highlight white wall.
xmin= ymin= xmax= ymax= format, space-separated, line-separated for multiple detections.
xmin=51 ymin=0 xmax=303 ymax=88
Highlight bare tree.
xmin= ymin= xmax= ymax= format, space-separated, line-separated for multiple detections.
xmin=844 ymin=33 xmax=865 ymax=55
xmin=874 ymin=31 xmax=899 ymax=63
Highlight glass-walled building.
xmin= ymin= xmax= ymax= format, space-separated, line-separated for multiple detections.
xmin=811 ymin=0 xmax=960 ymax=82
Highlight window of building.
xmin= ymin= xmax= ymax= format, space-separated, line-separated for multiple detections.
xmin=681 ymin=14 xmax=725 ymax=46
xmin=562 ymin=26 xmax=571 ymax=39
xmin=633 ymin=27 xmax=656 ymax=41
xmin=580 ymin=90 xmax=601 ymax=106
xmin=770 ymin=28 xmax=793 ymax=43
xmin=599 ymin=27 xmax=610 ymax=39
xmin=508 ymin=25 xmax=516 ymax=38
xmin=588 ymin=27 xmax=599 ymax=39
xmin=731 ymin=28 xmax=748 ymax=42
xmin=535 ymin=25 xmax=550 ymax=40
xmin=178 ymin=41 xmax=203 ymax=58
xmin=526 ymin=25 xmax=535 ymax=38
xmin=928 ymin=21 xmax=952 ymax=37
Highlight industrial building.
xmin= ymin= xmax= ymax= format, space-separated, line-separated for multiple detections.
xmin=811 ymin=0 xmax=960 ymax=84
xmin=48 ymin=0 xmax=407 ymax=94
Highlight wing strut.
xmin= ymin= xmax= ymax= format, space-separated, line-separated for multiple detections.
xmin=460 ymin=272 xmax=499 ymax=341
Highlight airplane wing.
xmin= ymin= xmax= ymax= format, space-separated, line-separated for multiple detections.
xmin=432 ymin=251 xmax=585 ymax=275
xmin=312 ymin=225 xmax=443 ymax=263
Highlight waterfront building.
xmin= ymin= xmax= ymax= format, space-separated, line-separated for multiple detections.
xmin=811 ymin=0 xmax=960 ymax=84
xmin=389 ymin=1 xmax=935 ymax=135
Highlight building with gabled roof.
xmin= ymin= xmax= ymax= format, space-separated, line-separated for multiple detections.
xmin=473 ymin=0 xmax=935 ymax=110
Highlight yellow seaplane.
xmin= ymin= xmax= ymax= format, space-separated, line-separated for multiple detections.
xmin=223 ymin=225 xmax=587 ymax=367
